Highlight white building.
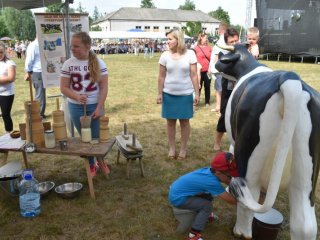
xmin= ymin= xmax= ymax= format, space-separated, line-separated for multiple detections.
xmin=92 ymin=7 xmax=220 ymax=35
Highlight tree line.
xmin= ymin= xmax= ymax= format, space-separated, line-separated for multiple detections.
xmin=0 ymin=2 xmax=98 ymax=41
xmin=0 ymin=0 xmax=242 ymax=41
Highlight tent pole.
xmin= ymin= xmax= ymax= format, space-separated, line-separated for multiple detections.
xmin=64 ymin=0 xmax=75 ymax=137
xmin=65 ymin=0 xmax=71 ymax=59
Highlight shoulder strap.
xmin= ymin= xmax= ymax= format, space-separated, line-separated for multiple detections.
xmin=196 ymin=46 xmax=210 ymax=62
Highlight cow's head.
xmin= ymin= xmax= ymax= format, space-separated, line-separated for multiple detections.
xmin=215 ymin=43 xmax=263 ymax=80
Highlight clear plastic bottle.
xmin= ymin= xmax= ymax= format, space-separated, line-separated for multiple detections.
xmin=19 ymin=170 xmax=41 ymax=217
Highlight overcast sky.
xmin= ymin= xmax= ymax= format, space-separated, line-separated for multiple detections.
xmin=69 ymin=0 xmax=253 ymax=26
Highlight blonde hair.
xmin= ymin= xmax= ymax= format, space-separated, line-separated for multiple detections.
xmin=72 ymin=31 xmax=101 ymax=82
xmin=197 ymin=32 xmax=208 ymax=46
xmin=0 ymin=41 xmax=8 ymax=62
xmin=247 ymin=27 xmax=260 ymax=38
xmin=165 ymin=27 xmax=186 ymax=54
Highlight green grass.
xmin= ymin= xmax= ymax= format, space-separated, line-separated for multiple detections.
xmin=0 ymin=54 xmax=320 ymax=240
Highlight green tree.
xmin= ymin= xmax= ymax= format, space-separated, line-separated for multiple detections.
xmin=208 ymin=7 xmax=230 ymax=25
xmin=185 ymin=21 xmax=202 ymax=38
xmin=231 ymin=24 xmax=245 ymax=39
xmin=178 ymin=0 xmax=196 ymax=10
xmin=77 ymin=2 xmax=86 ymax=13
xmin=3 ymin=8 xmax=36 ymax=40
xmin=0 ymin=15 xmax=10 ymax=38
xmin=91 ymin=25 xmax=102 ymax=31
xmin=46 ymin=3 xmax=64 ymax=12
xmin=46 ymin=3 xmax=75 ymax=13
xmin=140 ymin=0 xmax=156 ymax=8
xmin=93 ymin=6 xmax=100 ymax=21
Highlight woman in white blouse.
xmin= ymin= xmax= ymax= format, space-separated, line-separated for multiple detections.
xmin=157 ymin=28 xmax=199 ymax=160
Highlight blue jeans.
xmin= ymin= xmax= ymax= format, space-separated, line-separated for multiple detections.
xmin=179 ymin=196 xmax=213 ymax=231
xmin=68 ymin=102 xmax=100 ymax=165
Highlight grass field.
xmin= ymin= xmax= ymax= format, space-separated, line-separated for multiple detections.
xmin=0 ymin=54 xmax=320 ymax=240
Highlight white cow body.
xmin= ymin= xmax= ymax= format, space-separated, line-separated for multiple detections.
xmin=227 ymin=70 xmax=316 ymax=239
xmin=215 ymin=44 xmax=319 ymax=240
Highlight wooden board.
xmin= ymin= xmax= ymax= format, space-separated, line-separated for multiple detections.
xmin=116 ymin=134 xmax=143 ymax=154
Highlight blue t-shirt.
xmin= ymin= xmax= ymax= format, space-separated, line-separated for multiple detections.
xmin=168 ymin=168 xmax=225 ymax=207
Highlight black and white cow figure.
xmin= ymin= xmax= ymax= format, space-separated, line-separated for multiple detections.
xmin=215 ymin=43 xmax=320 ymax=240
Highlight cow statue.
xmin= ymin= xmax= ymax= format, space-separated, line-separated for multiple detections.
xmin=215 ymin=43 xmax=320 ymax=240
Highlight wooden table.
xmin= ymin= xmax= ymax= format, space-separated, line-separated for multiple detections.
xmin=0 ymin=137 xmax=115 ymax=200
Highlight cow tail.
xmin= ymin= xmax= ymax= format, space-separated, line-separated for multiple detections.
xmin=231 ymin=77 xmax=303 ymax=212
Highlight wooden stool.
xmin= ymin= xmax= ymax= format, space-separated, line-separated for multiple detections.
xmin=115 ymin=135 xmax=144 ymax=179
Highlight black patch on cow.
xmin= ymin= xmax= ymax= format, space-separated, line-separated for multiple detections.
xmin=302 ymin=82 xmax=320 ymax=206
xmin=230 ymin=71 xmax=300 ymax=177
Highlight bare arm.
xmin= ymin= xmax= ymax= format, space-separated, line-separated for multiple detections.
xmin=218 ymin=191 xmax=237 ymax=205
xmin=92 ymin=74 xmax=108 ymax=119
xmin=156 ymin=64 xmax=166 ymax=104
xmin=0 ymin=65 xmax=16 ymax=84
xmin=190 ymin=63 xmax=199 ymax=105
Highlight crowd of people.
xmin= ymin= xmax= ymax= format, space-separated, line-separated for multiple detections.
xmin=91 ymin=39 xmax=168 ymax=56
xmin=0 ymin=24 xmax=261 ymax=240
xmin=5 ymin=40 xmax=29 ymax=59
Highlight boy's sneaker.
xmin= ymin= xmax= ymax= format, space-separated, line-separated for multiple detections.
xmin=96 ymin=160 xmax=110 ymax=174
xmin=208 ymin=212 xmax=218 ymax=222
xmin=186 ymin=232 xmax=204 ymax=240
xmin=89 ymin=164 xmax=97 ymax=177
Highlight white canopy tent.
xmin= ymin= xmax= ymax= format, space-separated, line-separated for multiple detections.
xmin=0 ymin=0 xmax=62 ymax=10
xmin=89 ymin=31 xmax=191 ymax=40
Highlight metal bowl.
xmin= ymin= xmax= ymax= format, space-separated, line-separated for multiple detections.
xmin=55 ymin=182 xmax=83 ymax=199
xmin=39 ymin=181 xmax=55 ymax=197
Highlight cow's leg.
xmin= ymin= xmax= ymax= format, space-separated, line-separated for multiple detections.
xmin=289 ymin=92 xmax=317 ymax=240
xmin=233 ymin=94 xmax=282 ymax=238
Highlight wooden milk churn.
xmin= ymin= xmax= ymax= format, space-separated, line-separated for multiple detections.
xmin=99 ymin=116 xmax=109 ymax=142
xmin=25 ymin=101 xmax=45 ymax=147
xmin=52 ymin=98 xmax=68 ymax=141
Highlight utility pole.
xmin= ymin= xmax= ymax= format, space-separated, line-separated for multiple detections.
xmin=245 ymin=0 xmax=253 ymax=30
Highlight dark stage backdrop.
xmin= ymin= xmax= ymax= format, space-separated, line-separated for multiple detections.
xmin=255 ymin=0 xmax=320 ymax=56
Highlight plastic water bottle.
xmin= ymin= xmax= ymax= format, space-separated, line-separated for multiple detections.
xmin=19 ymin=169 xmax=41 ymax=217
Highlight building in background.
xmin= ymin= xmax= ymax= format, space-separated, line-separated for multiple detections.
xmin=92 ymin=7 xmax=220 ymax=35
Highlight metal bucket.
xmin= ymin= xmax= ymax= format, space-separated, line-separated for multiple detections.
xmin=252 ymin=208 xmax=283 ymax=240
xmin=0 ymin=176 xmax=21 ymax=197
xmin=0 ymin=160 xmax=22 ymax=197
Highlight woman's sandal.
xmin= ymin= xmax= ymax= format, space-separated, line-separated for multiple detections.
xmin=177 ymin=155 xmax=185 ymax=160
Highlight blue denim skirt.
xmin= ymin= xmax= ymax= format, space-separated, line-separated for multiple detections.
xmin=162 ymin=92 xmax=193 ymax=119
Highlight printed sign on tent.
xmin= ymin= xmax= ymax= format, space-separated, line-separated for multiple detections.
xmin=34 ymin=13 xmax=89 ymax=88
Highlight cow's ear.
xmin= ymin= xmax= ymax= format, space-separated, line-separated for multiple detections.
xmin=220 ymin=53 xmax=240 ymax=64
xmin=242 ymin=42 xmax=250 ymax=49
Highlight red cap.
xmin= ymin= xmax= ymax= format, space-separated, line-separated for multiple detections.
xmin=211 ymin=152 xmax=239 ymax=177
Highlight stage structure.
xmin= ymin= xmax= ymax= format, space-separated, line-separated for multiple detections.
xmin=255 ymin=0 xmax=320 ymax=62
